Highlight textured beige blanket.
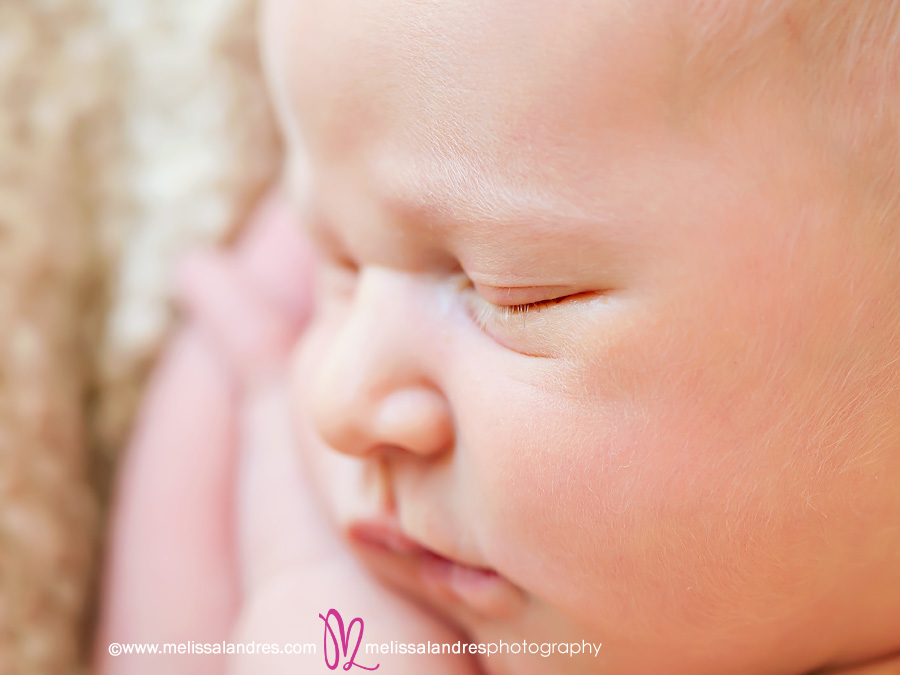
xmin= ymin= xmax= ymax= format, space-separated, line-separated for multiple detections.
xmin=0 ymin=1 xmax=281 ymax=672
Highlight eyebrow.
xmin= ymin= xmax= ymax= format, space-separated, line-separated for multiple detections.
xmin=371 ymin=151 xmax=600 ymax=239
xmin=294 ymin=146 xmax=624 ymax=269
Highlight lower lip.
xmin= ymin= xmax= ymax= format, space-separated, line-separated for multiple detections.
xmin=347 ymin=522 xmax=524 ymax=618
xmin=418 ymin=548 xmax=502 ymax=591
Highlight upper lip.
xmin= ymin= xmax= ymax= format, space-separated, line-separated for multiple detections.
xmin=347 ymin=519 xmax=429 ymax=555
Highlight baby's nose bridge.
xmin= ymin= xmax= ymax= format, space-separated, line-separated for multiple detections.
xmin=347 ymin=266 xmax=438 ymax=355
xmin=311 ymin=267 xmax=455 ymax=457
xmin=319 ymin=266 xmax=445 ymax=406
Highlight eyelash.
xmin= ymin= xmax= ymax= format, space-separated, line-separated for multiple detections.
xmin=459 ymin=275 xmax=569 ymax=310
xmin=466 ymin=287 xmax=572 ymax=334
xmin=491 ymin=298 xmax=562 ymax=315
xmin=320 ymin=261 xmax=569 ymax=330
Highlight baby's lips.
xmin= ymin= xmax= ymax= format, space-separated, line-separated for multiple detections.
xmin=347 ymin=520 xmax=528 ymax=620
xmin=175 ymin=249 xmax=302 ymax=381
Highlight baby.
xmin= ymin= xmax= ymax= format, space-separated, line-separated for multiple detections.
xmin=97 ymin=0 xmax=900 ymax=673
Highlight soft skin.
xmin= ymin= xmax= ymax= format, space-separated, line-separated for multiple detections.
xmin=263 ymin=0 xmax=900 ymax=673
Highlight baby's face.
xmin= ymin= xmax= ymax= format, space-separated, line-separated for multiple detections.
xmin=264 ymin=1 xmax=900 ymax=672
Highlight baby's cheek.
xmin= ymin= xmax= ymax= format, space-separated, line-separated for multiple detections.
xmin=463 ymin=390 xmax=649 ymax=617
xmin=464 ymin=360 xmax=847 ymax=644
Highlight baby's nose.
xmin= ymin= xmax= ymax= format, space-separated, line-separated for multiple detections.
xmin=309 ymin=270 xmax=454 ymax=460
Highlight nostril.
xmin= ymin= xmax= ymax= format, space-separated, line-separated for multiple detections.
xmin=372 ymin=387 xmax=454 ymax=457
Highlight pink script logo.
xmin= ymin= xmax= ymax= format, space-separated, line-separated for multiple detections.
xmin=319 ymin=609 xmax=380 ymax=671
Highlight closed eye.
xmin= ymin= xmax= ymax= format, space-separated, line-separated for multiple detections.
xmin=461 ymin=278 xmax=595 ymax=334
xmin=493 ymin=294 xmax=576 ymax=315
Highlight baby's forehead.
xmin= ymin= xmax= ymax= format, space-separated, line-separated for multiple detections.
xmin=269 ymin=0 xmax=854 ymax=185
xmin=270 ymin=0 xmax=900 ymax=256
xmin=271 ymin=0 xmax=781 ymax=259
xmin=270 ymin=0 xmax=900 ymax=137
xmin=272 ymin=1 xmax=689 ymax=147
